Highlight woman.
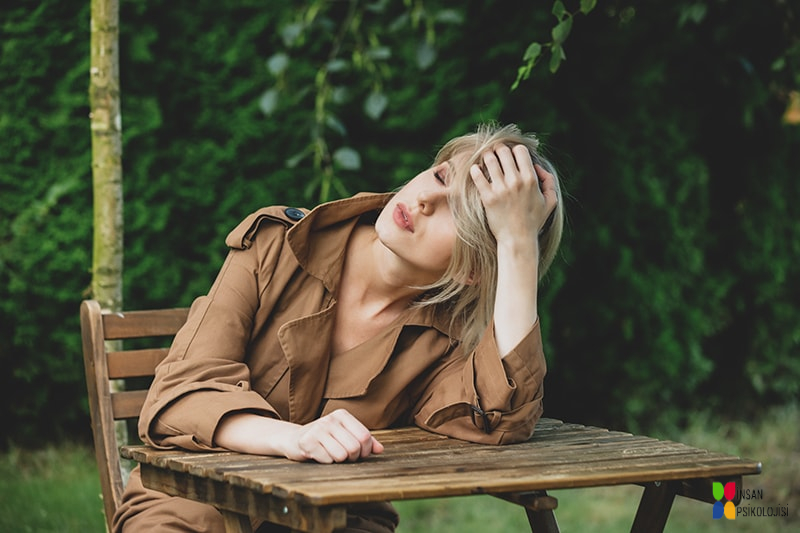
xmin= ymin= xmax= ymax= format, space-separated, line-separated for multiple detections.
xmin=113 ymin=122 xmax=564 ymax=532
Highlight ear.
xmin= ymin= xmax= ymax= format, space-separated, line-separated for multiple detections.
xmin=464 ymin=271 xmax=479 ymax=286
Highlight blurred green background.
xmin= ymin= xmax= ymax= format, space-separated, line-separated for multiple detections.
xmin=1 ymin=0 xmax=798 ymax=528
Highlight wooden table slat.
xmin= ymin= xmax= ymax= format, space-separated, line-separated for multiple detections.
xmin=218 ymin=436 xmax=697 ymax=494
xmin=273 ymin=454 xmax=761 ymax=504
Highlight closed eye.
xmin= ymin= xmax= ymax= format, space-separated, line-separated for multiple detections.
xmin=434 ymin=170 xmax=446 ymax=185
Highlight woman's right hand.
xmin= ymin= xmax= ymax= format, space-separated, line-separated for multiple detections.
xmin=287 ymin=409 xmax=384 ymax=463
xmin=215 ymin=409 xmax=383 ymax=464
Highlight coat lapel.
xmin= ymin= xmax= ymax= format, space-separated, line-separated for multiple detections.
xmin=277 ymin=305 xmax=336 ymax=424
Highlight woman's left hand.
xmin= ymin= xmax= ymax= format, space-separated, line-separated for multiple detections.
xmin=469 ymin=144 xmax=558 ymax=356
xmin=469 ymin=144 xmax=558 ymax=250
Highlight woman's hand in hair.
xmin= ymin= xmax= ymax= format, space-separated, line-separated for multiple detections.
xmin=469 ymin=144 xmax=558 ymax=249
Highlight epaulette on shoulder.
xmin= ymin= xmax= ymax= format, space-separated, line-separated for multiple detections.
xmin=225 ymin=205 xmax=309 ymax=250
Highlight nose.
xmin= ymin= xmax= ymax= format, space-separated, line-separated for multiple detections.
xmin=417 ymin=188 xmax=447 ymax=215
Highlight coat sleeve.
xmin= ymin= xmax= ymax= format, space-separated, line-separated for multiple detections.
xmin=410 ymin=320 xmax=546 ymax=445
xmin=138 ymin=209 xmax=294 ymax=451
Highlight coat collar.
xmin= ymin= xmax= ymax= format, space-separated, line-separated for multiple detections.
xmin=284 ymin=192 xmax=455 ymax=335
xmin=286 ymin=192 xmax=392 ymax=293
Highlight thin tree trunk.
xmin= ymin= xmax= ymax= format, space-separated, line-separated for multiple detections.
xmin=89 ymin=0 xmax=128 ymax=485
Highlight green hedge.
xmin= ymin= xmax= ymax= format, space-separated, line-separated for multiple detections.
xmin=1 ymin=0 xmax=798 ymax=445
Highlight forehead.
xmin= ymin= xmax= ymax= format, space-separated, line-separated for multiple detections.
xmin=436 ymin=145 xmax=471 ymax=165
xmin=436 ymin=150 xmax=472 ymax=171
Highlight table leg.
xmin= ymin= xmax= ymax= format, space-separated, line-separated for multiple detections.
xmin=630 ymin=481 xmax=678 ymax=533
xmin=493 ymin=491 xmax=560 ymax=533
xmin=526 ymin=506 xmax=560 ymax=533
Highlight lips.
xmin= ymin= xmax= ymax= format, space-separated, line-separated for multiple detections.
xmin=393 ymin=203 xmax=414 ymax=232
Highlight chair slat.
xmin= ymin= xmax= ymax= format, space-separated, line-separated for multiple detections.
xmin=111 ymin=389 xmax=149 ymax=420
xmin=82 ymin=300 xmax=191 ymax=531
xmin=103 ymin=308 xmax=190 ymax=340
xmin=107 ymin=348 xmax=170 ymax=379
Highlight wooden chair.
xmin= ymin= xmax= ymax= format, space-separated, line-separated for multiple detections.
xmin=80 ymin=299 xmax=189 ymax=531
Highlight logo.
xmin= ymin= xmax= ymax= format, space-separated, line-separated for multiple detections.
xmin=713 ymin=481 xmax=736 ymax=520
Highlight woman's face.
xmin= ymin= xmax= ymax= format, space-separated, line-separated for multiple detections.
xmin=375 ymin=160 xmax=458 ymax=284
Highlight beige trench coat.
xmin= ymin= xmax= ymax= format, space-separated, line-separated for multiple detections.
xmin=114 ymin=192 xmax=547 ymax=532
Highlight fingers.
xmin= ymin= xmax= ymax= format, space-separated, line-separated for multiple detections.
xmin=470 ymin=145 xmax=538 ymax=192
xmin=297 ymin=409 xmax=382 ymax=464
xmin=370 ymin=436 xmax=385 ymax=454
xmin=469 ymin=144 xmax=558 ymax=239
xmin=469 ymin=162 xmax=492 ymax=194
xmin=534 ymin=163 xmax=559 ymax=216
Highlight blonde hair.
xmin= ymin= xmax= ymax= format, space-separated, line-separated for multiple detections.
xmin=419 ymin=122 xmax=565 ymax=354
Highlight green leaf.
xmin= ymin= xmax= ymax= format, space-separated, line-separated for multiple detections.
xmin=331 ymin=86 xmax=350 ymax=105
xmin=326 ymin=58 xmax=349 ymax=72
xmin=416 ymin=41 xmax=437 ymax=70
xmin=366 ymin=46 xmax=392 ymax=60
xmin=771 ymin=56 xmax=786 ymax=71
xmin=286 ymin=147 xmax=311 ymax=168
xmin=364 ymin=90 xmax=389 ymax=120
xmin=332 ymin=176 xmax=350 ymax=198
xmin=551 ymin=17 xmax=573 ymax=45
xmin=580 ymin=0 xmax=597 ymax=15
xmin=325 ymin=114 xmax=347 ymax=136
xmin=333 ymin=147 xmax=361 ymax=170
xmin=303 ymin=176 xmax=321 ymax=200
xmin=524 ymin=42 xmax=542 ymax=62
xmin=552 ymin=1 xmax=567 ymax=20
xmin=435 ymin=9 xmax=464 ymax=24
xmin=511 ymin=64 xmax=531 ymax=91
xmin=258 ymin=88 xmax=279 ymax=116
xmin=365 ymin=0 xmax=390 ymax=14
xmin=549 ymin=45 xmax=564 ymax=73
xmin=678 ymin=3 xmax=708 ymax=27
xmin=388 ymin=13 xmax=409 ymax=32
xmin=280 ymin=22 xmax=303 ymax=47
xmin=265 ymin=53 xmax=289 ymax=76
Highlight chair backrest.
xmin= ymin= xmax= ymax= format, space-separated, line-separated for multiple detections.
xmin=80 ymin=299 xmax=189 ymax=531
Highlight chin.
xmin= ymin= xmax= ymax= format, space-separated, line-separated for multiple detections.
xmin=374 ymin=225 xmax=408 ymax=265
xmin=374 ymin=209 xmax=400 ymax=241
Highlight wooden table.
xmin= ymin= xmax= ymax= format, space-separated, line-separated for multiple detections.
xmin=121 ymin=418 xmax=761 ymax=532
